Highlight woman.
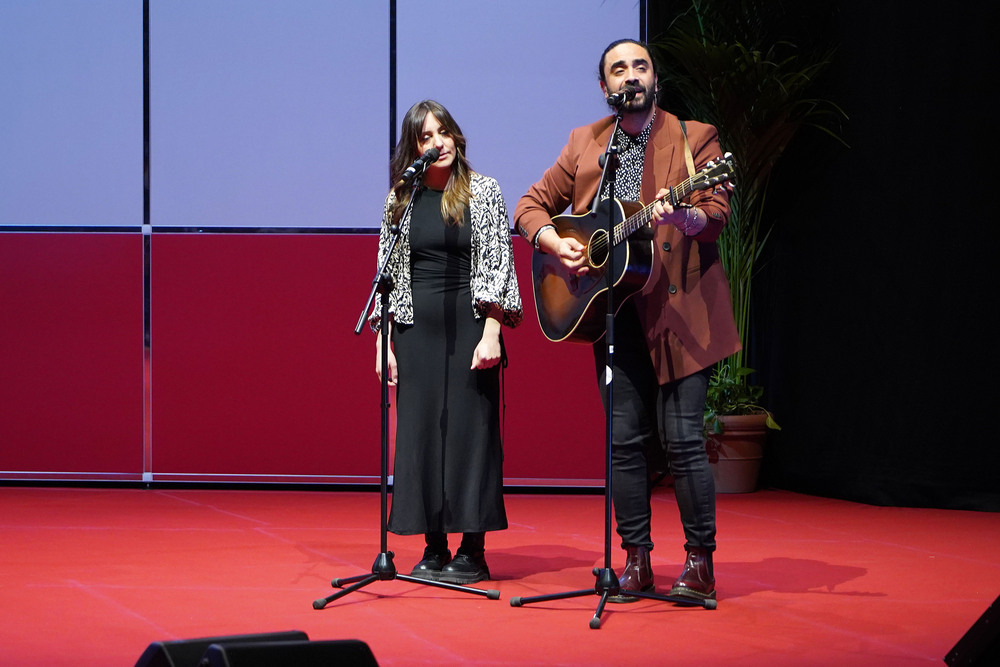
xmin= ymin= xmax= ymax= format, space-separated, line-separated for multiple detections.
xmin=370 ymin=100 xmax=522 ymax=584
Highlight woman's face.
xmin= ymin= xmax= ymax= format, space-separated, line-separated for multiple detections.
xmin=416 ymin=112 xmax=456 ymax=175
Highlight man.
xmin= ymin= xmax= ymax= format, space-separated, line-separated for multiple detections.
xmin=514 ymin=39 xmax=740 ymax=602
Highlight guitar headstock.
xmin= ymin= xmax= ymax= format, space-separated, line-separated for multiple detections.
xmin=692 ymin=152 xmax=736 ymax=191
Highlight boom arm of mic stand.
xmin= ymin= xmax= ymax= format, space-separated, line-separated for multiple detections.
xmin=355 ymin=232 xmax=399 ymax=336
xmin=354 ymin=181 xmax=424 ymax=335
xmin=590 ymin=113 xmax=622 ymax=214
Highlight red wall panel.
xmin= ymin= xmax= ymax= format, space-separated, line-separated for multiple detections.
xmin=150 ymin=234 xmax=381 ymax=480
xmin=0 ymin=233 xmax=143 ymax=478
xmin=2 ymin=232 xmax=605 ymax=485
xmin=504 ymin=242 xmax=606 ymax=483
xmin=149 ymin=233 xmax=605 ymax=484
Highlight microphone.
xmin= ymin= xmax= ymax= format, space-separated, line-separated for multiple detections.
xmin=606 ymin=84 xmax=640 ymax=107
xmin=396 ymin=148 xmax=440 ymax=187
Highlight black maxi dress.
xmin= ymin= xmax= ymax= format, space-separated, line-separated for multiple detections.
xmin=388 ymin=188 xmax=507 ymax=535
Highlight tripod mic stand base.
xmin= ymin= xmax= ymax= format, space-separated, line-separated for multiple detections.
xmin=332 ymin=552 xmax=397 ymax=587
xmin=508 ymin=565 xmax=715 ymax=628
xmin=313 ymin=551 xmax=501 ymax=610
xmin=619 ymin=589 xmax=718 ymax=609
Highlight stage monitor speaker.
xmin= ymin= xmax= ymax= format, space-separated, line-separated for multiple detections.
xmin=946 ymin=595 xmax=1000 ymax=666
xmin=135 ymin=630 xmax=308 ymax=667
xmin=200 ymin=639 xmax=378 ymax=666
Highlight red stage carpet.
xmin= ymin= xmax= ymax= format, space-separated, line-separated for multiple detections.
xmin=1 ymin=486 xmax=997 ymax=665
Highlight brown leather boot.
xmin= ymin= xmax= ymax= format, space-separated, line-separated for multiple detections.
xmin=608 ymin=545 xmax=654 ymax=604
xmin=669 ymin=547 xmax=716 ymax=601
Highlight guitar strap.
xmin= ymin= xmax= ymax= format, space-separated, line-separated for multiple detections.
xmin=679 ymin=119 xmax=696 ymax=177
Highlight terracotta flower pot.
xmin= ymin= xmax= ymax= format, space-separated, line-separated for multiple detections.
xmin=706 ymin=413 xmax=768 ymax=493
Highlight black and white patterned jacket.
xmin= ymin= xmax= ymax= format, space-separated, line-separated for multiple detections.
xmin=370 ymin=172 xmax=523 ymax=331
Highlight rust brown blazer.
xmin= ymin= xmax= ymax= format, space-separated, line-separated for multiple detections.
xmin=514 ymin=109 xmax=741 ymax=383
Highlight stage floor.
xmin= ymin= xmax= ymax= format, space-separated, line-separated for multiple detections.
xmin=2 ymin=486 xmax=998 ymax=665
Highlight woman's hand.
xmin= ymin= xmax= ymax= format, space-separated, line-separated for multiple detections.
xmin=375 ymin=324 xmax=397 ymax=385
xmin=471 ymin=315 xmax=502 ymax=370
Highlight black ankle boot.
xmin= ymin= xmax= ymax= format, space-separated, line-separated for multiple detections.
xmin=410 ymin=532 xmax=451 ymax=580
xmin=438 ymin=532 xmax=489 ymax=584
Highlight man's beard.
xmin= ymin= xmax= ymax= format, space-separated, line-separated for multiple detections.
xmin=623 ymin=84 xmax=655 ymax=114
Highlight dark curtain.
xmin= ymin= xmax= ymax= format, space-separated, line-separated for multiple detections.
xmin=648 ymin=0 xmax=999 ymax=511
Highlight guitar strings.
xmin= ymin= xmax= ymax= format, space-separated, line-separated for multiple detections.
xmin=588 ymin=158 xmax=730 ymax=253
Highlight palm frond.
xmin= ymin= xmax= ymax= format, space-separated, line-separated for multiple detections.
xmin=651 ymin=0 xmax=847 ymax=384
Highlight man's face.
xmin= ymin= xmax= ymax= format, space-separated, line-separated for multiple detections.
xmin=601 ymin=42 xmax=657 ymax=114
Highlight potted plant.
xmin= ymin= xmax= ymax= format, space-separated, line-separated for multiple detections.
xmin=651 ymin=0 xmax=846 ymax=490
xmin=703 ymin=363 xmax=779 ymax=492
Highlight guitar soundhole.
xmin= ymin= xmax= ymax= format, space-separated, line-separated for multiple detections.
xmin=588 ymin=229 xmax=608 ymax=269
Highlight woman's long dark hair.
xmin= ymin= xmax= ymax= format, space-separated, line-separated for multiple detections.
xmin=389 ymin=100 xmax=472 ymax=226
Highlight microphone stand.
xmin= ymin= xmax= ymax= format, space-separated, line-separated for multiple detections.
xmin=509 ymin=100 xmax=715 ymax=627
xmin=313 ymin=172 xmax=501 ymax=609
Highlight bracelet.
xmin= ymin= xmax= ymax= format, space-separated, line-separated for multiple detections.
xmin=675 ymin=206 xmax=692 ymax=233
xmin=679 ymin=206 xmax=703 ymax=236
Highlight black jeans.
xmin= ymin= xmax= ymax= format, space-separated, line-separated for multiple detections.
xmin=592 ymin=303 xmax=716 ymax=553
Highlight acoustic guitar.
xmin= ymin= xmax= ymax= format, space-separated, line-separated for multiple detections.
xmin=531 ymin=154 xmax=734 ymax=343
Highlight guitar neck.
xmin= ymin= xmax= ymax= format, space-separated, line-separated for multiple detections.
xmin=614 ymin=176 xmax=698 ymax=244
